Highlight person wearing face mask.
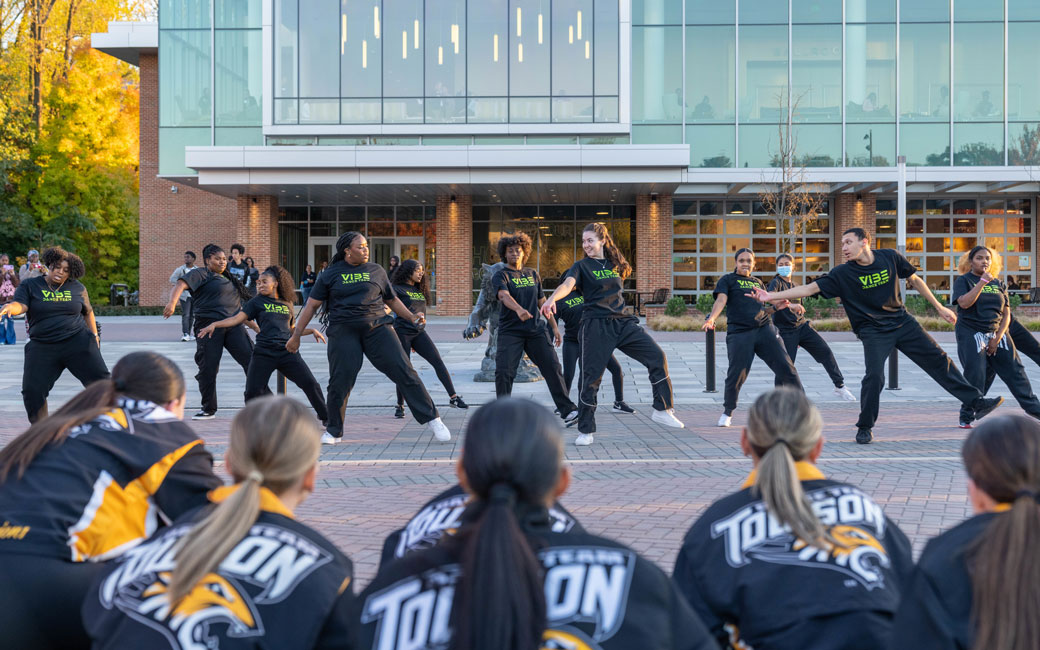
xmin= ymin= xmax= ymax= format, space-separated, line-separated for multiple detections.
xmin=768 ymin=253 xmax=856 ymax=401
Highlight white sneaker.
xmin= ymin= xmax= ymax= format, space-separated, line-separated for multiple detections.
xmin=188 ymin=335 xmax=196 ymax=341
xmin=180 ymin=334 xmax=190 ymax=342
xmin=320 ymin=432 xmax=339 ymax=445
xmin=428 ymin=417 xmax=451 ymax=442
xmin=575 ymin=434 xmax=594 ymax=446
xmin=651 ymin=408 xmax=685 ymax=429
xmin=717 ymin=414 xmax=732 ymax=427
xmin=835 ymin=386 xmax=858 ymax=402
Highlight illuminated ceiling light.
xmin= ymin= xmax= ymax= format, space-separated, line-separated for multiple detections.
xmin=362 ymin=39 xmax=367 ymax=68
xmin=341 ymin=14 xmax=347 ymax=55
xmin=518 ymin=42 xmax=523 ymax=62
xmin=438 ymin=46 xmax=443 ymax=65
xmin=374 ymin=6 xmax=380 ymax=38
xmin=452 ymin=23 xmax=460 ymax=53
xmin=414 ymin=19 xmax=420 ymax=48
xmin=538 ymin=13 xmax=543 ymax=44
xmin=402 ymin=30 xmax=408 ymax=58
xmin=585 ymin=40 xmax=590 ymax=59
xmin=596 ymin=211 xmax=608 ymax=215
xmin=576 ymin=10 xmax=582 ymax=39
xmin=493 ymin=33 xmax=499 ymax=61
xmin=516 ymin=7 xmax=522 ymax=36
xmin=569 ymin=25 xmax=573 ymax=44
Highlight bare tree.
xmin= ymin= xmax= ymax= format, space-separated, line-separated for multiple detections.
xmin=758 ymin=90 xmax=828 ymax=256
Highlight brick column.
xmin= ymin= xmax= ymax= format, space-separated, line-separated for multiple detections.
xmin=832 ymin=193 xmax=877 ymax=249
xmin=434 ymin=194 xmax=473 ymax=316
xmin=635 ymin=194 xmax=673 ymax=294
xmin=236 ymin=195 xmax=279 ymax=269
xmin=138 ymin=53 xmax=236 ymax=306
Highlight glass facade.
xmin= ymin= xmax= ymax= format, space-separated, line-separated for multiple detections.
xmin=273 ymin=0 xmax=620 ymax=125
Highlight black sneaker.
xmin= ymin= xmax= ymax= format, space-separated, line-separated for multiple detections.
xmin=450 ymin=395 xmax=469 ymax=409
xmin=972 ymin=396 xmax=1004 ymax=422
xmin=192 ymin=410 xmax=216 ymax=420
xmin=855 ymin=428 xmax=873 ymax=444
xmin=612 ymin=401 xmax=635 ymax=414
xmin=394 ymin=405 xmax=405 ymax=419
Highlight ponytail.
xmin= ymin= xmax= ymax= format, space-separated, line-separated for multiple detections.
xmin=583 ymin=222 xmax=632 ymax=279
xmin=0 ymin=352 xmax=184 ymax=482
xmin=962 ymin=415 xmax=1040 ymax=650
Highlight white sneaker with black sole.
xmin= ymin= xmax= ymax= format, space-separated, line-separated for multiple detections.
xmin=651 ymin=408 xmax=685 ymax=428
xmin=320 ymin=432 xmax=339 ymax=445
xmin=575 ymin=433 xmax=594 ymax=446
xmin=180 ymin=334 xmax=191 ymax=342
xmin=428 ymin=417 xmax=451 ymax=442
xmin=834 ymin=386 xmax=858 ymax=401
xmin=191 ymin=410 xmax=215 ymax=420
xmin=717 ymin=413 xmax=732 ymax=427
xmin=562 ymin=410 xmax=579 ymax=427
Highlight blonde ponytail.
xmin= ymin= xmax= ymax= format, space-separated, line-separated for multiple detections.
xmin=167 ymin=396 xmax=320 ymax=607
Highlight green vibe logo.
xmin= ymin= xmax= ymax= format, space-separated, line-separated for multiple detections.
xmin=565 ymin=296 xmax=585 ymax=307
xmin=41 ymin=290 xmax=72 ymax=302
xmin=592 ymin=269 xmax=620 ymax=279
xmin=858 ymin=269 xmax=890 ymax=289
xmin=511 ymin=276 xmax=535 ymax=288
xmin=340 ymin=272 xmax=371 ymax=284
xmin=980 ymin=284 xmax=1002 ymax=294
xmin=736 ymin=279 xmax=759 ymax=290
xmin=405 ymin=291 xmax=425 ymax=301
xmin=262 ymin=303 xmax=291 ymax=315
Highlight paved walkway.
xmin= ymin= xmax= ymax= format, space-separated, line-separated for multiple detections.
xmin=1 ymin=316 xmax=1033 ymax=586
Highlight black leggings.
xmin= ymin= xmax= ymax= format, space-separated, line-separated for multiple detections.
xmin=724 ymin=324 xmax=802 ymax=415
xmin=0 ymin=553 xmax=103 ymax=649
xmin=325 ymin=321 xmax=438 ymax=436
xmin=496 ymin=329 xmax=578 ymax=416
xmin=245 ymin=346 xmax=328 ymax=421
xmin=562 ymin=338 xmax=623 ymax=402
xmin=395 ymin=328 xmax=456 ymax=406
xmin=193 ymin=319 xmax=253 ymax=413
xmin=776 ymin=322 xmax=844 ymax=388
xmin=22 ymin=328 xmax=110 ymax=422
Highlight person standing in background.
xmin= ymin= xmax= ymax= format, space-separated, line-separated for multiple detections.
xmin=18 ymin=250 xmax=43 ymax=282
xmin=227 ymin=243 xmax=248 ymax=285
xmin=300 ymin=264 xmax=317 ymax=303
xmin=387 ymin=255 xmax=400 ymax=277
xmin=0 ymin=254 xmax=19 ymax=345
xmin=243 ymin=256 xmax=259 ymax=297
xmin=169 ymin=251 xmax=197 ymax=342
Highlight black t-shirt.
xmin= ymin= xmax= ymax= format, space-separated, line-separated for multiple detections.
xmin=392 ymin=283 xmax=426 ymax=334
xmin=309 ymin=261 xmax=394 ymax=325
xmin=241 ymin=295 xmax=294 ymax=350
xmin=181 ymin=268 xmax=243 ymax=323
xmin=814 ymin=248 xmax=917 ymax=333
xmin=952 ymin=273 xmax=1007 ymax=333
xmin=301 ymin=271 xmax=317 ymax=288
xmin=713 ymin=273 xmax=770 ymax=334
xmin=492 ymin=266 xmax=545 ymax=334
xmin=556 ymin=290 xmax=586 ymax=342
xmin=227 ymin=259 xmax=248 ymax=284
xmin=767 ymin=275 xmax=807 ymax=330
xmin=13 ymin=276 xmax=90 ymax=343
xmin=566 ymin=257 xmax=627 ymax=320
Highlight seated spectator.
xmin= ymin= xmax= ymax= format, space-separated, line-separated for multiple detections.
xmin=672 ymin=388 xmax=913 ymax=650
xmin=0 ymin=352 xmax=221 ymax=649
xmin=891 ymin=414 xmax=1040 ymax=650
xmin=355 ymin=398 xmax=715 ymax=650
xmin=84 ymin=396 xmax=354 ymax=649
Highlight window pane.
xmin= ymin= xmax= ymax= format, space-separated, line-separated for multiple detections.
xmin=846 ymin=24 xmax=895 ymax=123
xmin=739 ymin=124 xmax=780 ymax=167
xmin=299 ymin=0 xmax=338 ymax=97
xmin=468 ymin=0 xmax=508 ymax=96
xmin=901 ymin=0 xmax=949 ymax=22
xmin=846 ymin=0 xmax=895 ymax=23
xmin=553 ymin=0 xmax=593 ymax=96
xmin=739 ymin=0 xmax=787 ymax=24
xmin=215 ymin=30 xmax=262 ymax=126
xmin=1008 ymin=24 xmax=1040 ymax=122
xmin=215 ymin=127 xmax=262 ymax=145
xmin=739 ymin=25 xmax=788 ymax=123
xmin=793 ymin=124 xmax=841 ymax=166
xmin=275 ymin=0 xmax=297 ymax=97
xmin=633 ymin=0 xmax=681 ymax=24
xmin=1010 ymin=0 xmax=1040 ymax=20
xmin=426 ymin=98 xmax=466 ymax=123
xmin=426 ymin=0 xmax=466 ymax=99
xmin=955 ymin=0 xmax=1003 ymax=21
xmin=792 ymin=0 xmax=840 ymax=23
xmin=384 ymin=0 xmax=424 ymax=97
xmin=900 ymin=123 xmax=951 ymax=166
xmin=159 ymin=127 xmax=209 ymax=175
xmin=383 ymin=98 xmax=424 ymax=122
xmin=792 ymin=25 xmax=841 ymax=123
xmin=510 ymin=0 xmax=551 ymax=95
xmin=275 ymin=98 xmax=298 ymax=123
xmin=509 ymin=97 xmax=550 ymax=122
xmin=161 ymin=0 xmax=210 ymax=28
xmin=594 ymin=0 xmax=619 ymax=95
xmin=846 ymin=124 xmax=895 ymax=166
xmin=631 ymin=124 xmax=682 ymax=144
xmin=468 ymin=98 xmax=509 ymax=122
xmin=300 ymin=99 xmax=339 ymax=123
xmin=215 ymin=0 xmax=260 ymax=27
xmin=551 ymin=97 xmax=593 ymax=122
xmin=954 ymin=23 xmax=1002 ymax=122
xmin=341 ymin=0 xmax=382 ymax=98
xmin=594 ymin=97 xmax=619 ymax=122
xmin=687 ymin=124 xmax=735 ymax=167
xmin=900 ymin=23 xmax=950 ymax=121
xmin=686 ymin=26 xmax=735 ymax=122
xmin=1009 ymin=123 xmax=1040 ymax=165
xmin=632 ymin=26 xmax=683 ymax=122
xmin=159 ymin=30 xmax=211 ymax=127
xmin=954 ymin=123 xmax=1004 ymax=165
xmin=686 ymin=0 xmax=735 ymax=24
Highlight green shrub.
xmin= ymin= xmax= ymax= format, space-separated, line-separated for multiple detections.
xmin=801 ymin=296 xmax=838 ymax=320
xmin=1010 ymin=293 xmax=1023 ymax=310
xmin=695 ymin=293 xmax=715 ymax=315
xmin=664 ymin=296 xmax=688 ymax=317
xmin=93 ymin=305 xmax=167 ymax=317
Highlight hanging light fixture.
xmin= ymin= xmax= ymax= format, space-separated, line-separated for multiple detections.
xmin=414 ymin=19 xmax=419 ymax=49
xmin=493 ymin=33 xmax=499 ymax=62
xmin=362 ymin=39 xmax=368 ymax=67
xmin=518 ymin=42 xmax=523 ymax=62
xmin=576 ymin=10 xmax=582 ymax=39
xmin=402 ymin=30 xmax=408 ymax=58
xmin=585 ymin=40 xmax=590 ymax=59
xmin=538 ymin=13 xmax=543 ymax=44
xmin=569 ymin=25 xmax=573 ymax=44
xmin=373 ymin=6 xmax=379 ymax=38
xmin=516 ymin=7 xmax=522 ymax=37
xmin=341 ymin=13 xmax=347 ymax=54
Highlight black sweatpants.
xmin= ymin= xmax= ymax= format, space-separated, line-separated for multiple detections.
xmin=395 ymin=328 xmax=456 ymax=406
xmin=562 ymin=338 xmax=624 ymax=402
xmin=193 ymin=319 xmax=253 ymax=413
xmin=245 ymin=346 xmax=329 ymax=421
xmin=0 ymin=553 xmax=103 ymax=649
xmin=724 ymin=324 xmax=802 ymax=415
xmin=776 ymin=322 xmax=845 ymax=388
xmin=986 ymin=319 xmax=1040 ymax=392
xmin=578 ymin=317 xmax=672 ymax=434
xmin=957 ymin=326 xmax=1040 ymax=421
xmin=22 ymin=328 xmax=110 ymax=422
xmin=496 ymin=329 xmax=578 ymax=416
xmin=326 ymin=321 xmax=438 ymax=436
xmin=857 ymin=315 xmax=982 ymax=430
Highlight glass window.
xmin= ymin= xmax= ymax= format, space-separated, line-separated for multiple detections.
xmin=845 ymin=0 xmax=895 ymax=23
xmin=901 ymin=23 xmax=950 ymax=122
xmin=469 ymin=98 xmax=509 ymax=122
xmin=955 ymin=0 xmax=1003 ymax=21
xmin=792 ymin=124 xmax=841 ymax=166
xmin=160 ymin=0 xmax=210 ymax=28
xmin=687 ymin=125 xmax=735 ymax=167
xmin=792 ymin=0 xmax=840 ymax=23
xmin=426 ymin=0 xmax=466 ymax=101
xmin=791 ymin=25 xmax=841 ymax=123
xmin=553 ymin=0 xmax=593 ymax=97
xmin=632 ymin=0 xmax=681 ymax=24
xmin=738 ymin=25 xmax=788 ymax=123
xmin=215 ymin=30 xmax=262 ymax=127
xmin=341 ymin=0 xmax=382 ymax=99
xmin=159 ymin=30 xmax=211 ymax=127
xmin=594 ymin=97 xmax=619 ymax=122
xmin=846 ymin=124 xmax=895 ymax=166
xmin=739 ymin=0 xmax=787 ymax=24
xmin=594 ymin=0 xmax=619 ymax=96
xmin=552 ymin=98 xmax=594 ymax=122
xmin=1010 ymin=0 xmax=1040 ymax=20
xmin=846 ymin=24 xmax=896 ymax=123
xmin=632 ymin=26 xmax=682 ymax=123
xmin=1008 ymin=24 xmax=1040 ymax=122
xmin=631 ymin=124 xmax=682 ymax=144
xmin=686 ymin=0 xmax=734 ymax=24
xmin=954 ymin=123 xmax=1004 ymax=165
xmin=468 ymin=0 xmax=508 ymax=96
xmin=509 ymin=97 xmax=550 ymax=122
xmin=214 ymin=127 xmax=262 ymax=145
xmin=383 ymin=98 xmax=424 ymax=123
xmin=159 ymin=127 xmax=210 ymax=175
xmin=1009 ymin=123 xmax=1040 ymax=165
xmin=900 ymin=123 xmax=951 ymax=166
xmin=954 ymin=23 xmax=1002 ymax=122
xmin=686 ymin=26 xmax=735 ymax=122
xmin=901 ymin=0 xmax=949 ymax=22
xmin=299 ymin=0 xmax=339 ymax=98
xmin=215 ymin=0 xmax=260 ymax=27
xmin=275 ymin=0 xmax=297 ymax=98
xmin=739 ymin=124 xmax=780 ymax=167
xmin=510 ymin=0 xmax=551 ymax=96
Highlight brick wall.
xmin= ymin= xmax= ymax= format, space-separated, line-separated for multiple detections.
xmin=434 ymin=194 xmax=473 ymax=316
xmin=832 ymin=193 xmax=877 ymax=251
xmin=235 ymin=195 xmax=279 ymax=270
xmin=635 ymin=194 xmax=673 ymax=295
xmin=139 ymin=53 xmax=237 ymax=306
